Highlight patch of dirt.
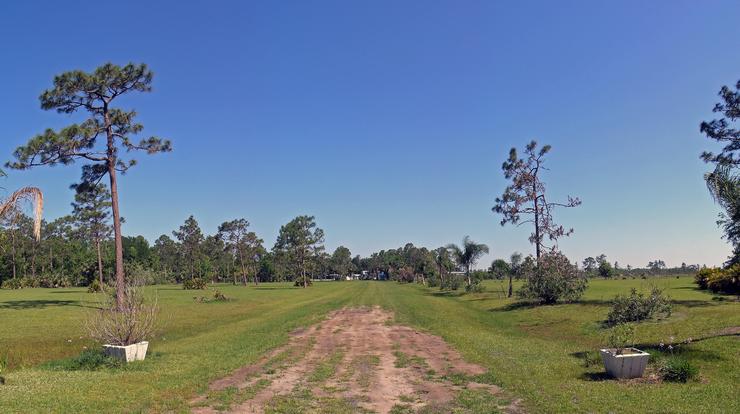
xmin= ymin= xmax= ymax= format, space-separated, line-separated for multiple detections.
xmin=191 ymin=306 xmax=523 ymax=413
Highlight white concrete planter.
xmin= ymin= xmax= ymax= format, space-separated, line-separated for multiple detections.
xmin=103 ymin=341 xmax=149 ymax=362
xmin=600 ymin=348 xmax=649 ymax=379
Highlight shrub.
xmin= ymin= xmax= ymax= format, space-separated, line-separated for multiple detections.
xmin=517 ymin=251 xmax=587 ymax=304
xmin=85 ymin=277 xmax=158 ymax=346
xmin=694 ymin=267 xmax=719 ymax=290
xmin=0 ymin=354 xmax=7 ymax=385
xmin=37 ymin=273 xmax=73 ymax=288
xmin=605 ymin=323 xmax=636 ymax=355
xmin=441 ymin=273 xmax=462 ymax=291
xmin=182 ymin=277 xmax=208 ymax=290
xmin=659 ymin=356 xmax=698 ymax=382
xmin=606 ymin=286 xmax=672 ymax=325
xmin=87 ymin=279 xmax=104 ymax=293
xmin=1 ymin=278 xmax=26 ymax=289
xmin=707 ymin=265 xmax=740 ymax=295
xmin=44 ymin=349 xmax=123 ymax=371
xmin=598 ymin=261 xmax=615 ymax=278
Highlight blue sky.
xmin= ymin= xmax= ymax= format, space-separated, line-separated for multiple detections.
xmin=1 ymin=1 xmax=739 ymax=267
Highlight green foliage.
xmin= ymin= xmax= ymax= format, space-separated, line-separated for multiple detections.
xmin=1 ymin=278 xmax=25 ymax=289
xmin=183 ymin=277 xmax=208 ymax=290
xmin=694 ymin=267 xmax=719 ymax=290
xmin=0 ymin=354 xmax=7 ymax=385
xmin=518 ymin=251 xmax=587 ymax=304
xmin=493 ymin=141 xmax=581 ymax=258
xmin=441 ymin=273 xmax=462 ymax=290
xmin=87 ymin=278 xmax=104 ymax=293
xmin=598 ymin=261 xmax=615 ymax=278
xmin=707 ymin=264 xmax=740 ymax=294
xmin=42 ymin=349 xmax=123 ymax=371
xmin=694 ymin=265 xmax=740 ymax=294
xmin=606 ymin=286 xmax=672 ymax=325
xmin=605 ymin=323 xmax=636 ymax=354
xmin=659 ymin=356 xmax=698 ymax=383
xmin=274 ymin=216 xmax=325 ymax=288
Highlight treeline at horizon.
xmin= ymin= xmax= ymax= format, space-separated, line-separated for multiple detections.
xmin=0 ymin=206 xmax=709 ymax=289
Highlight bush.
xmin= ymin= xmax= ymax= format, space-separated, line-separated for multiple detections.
xmin=182 ymin=277 xmax=208 ymax=290
xmin=0 ymin=354 xmax=7 ymax=385
xmin=43 ymin=349 xmax=123 ymax=371
xmin=605 ymin=323 xmax=636 ymax=354
xmin=87 ymin=279 xmax=104 ymax=293
xmin=707 ymin=265 xmax=740 ymax=295
xmin=85 ymin=277 xmax=158 ymax=346
xmin=598 ymin=261 xmax=615 ymax=278
xmin=37 ymin=273 xmax=73 ymax=288
xmin=517 ymin=251 xmax=587 ymax=304
xmin=659 ymin=356 xmax=698 ymax=382
xmin=1 ymin=278 xmax=26 ymax=289
xmin=441 ymin=273 xmax=462 ymax=291
xmin=694 ymin=267 xmax=719 ymax=290
xmin=606 ymin=286 xmax=672 ymax=325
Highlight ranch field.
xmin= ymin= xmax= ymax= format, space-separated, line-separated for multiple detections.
xmin=0 ymin=277 xmax=738 ymax=413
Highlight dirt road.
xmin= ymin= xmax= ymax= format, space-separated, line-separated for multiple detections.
xmin=191 ymin=307 xmax=521 ymax=413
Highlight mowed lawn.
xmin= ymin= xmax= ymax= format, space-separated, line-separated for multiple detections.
xmin=1 ymin=277 xmax=738 ymax=413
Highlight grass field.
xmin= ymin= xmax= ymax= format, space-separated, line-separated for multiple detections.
xmin=0 ymin=277 xmax=738 ymax=413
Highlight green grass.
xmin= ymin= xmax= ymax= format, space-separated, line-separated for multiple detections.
xmin=0 ymin=276 xmax=738 ymax=413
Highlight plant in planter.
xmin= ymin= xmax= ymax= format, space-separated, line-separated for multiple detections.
xmin=600 ymin=323 xmax=650 ymax=379
xmin=85 ymin=277 xmax=157 ymax=362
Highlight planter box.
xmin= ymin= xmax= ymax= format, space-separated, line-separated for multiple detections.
xmin=103 ymin=341 xmax=149 ymax=362
xmin=600 ymin=348 xmax=649 ymax=379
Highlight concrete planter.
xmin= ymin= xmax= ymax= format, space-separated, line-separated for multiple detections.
xmin=600 ymin=348 xmax=649 ymax=379
xmin=103 ymin=341 xmax=149 ymax=362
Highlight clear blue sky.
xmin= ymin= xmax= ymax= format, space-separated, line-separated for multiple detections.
xmin=2 ymin=1 xmax=739 ymax=268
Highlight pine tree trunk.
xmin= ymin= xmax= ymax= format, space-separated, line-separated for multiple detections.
xmin=96 ymin=238 xmax=104 ymax=286
xmin=11 ymin=230 xmax=16 ymax=279
xmin=105 ymin=104 xmax=126 ymax=311
xmin=508 ymin=274 xmax=513 ymax=298
xmin=238 ymin=250 xmax=247 ymax=285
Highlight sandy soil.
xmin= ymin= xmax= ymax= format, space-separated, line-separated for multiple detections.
xmin=191 ymin=306 xmax=521 ymax=414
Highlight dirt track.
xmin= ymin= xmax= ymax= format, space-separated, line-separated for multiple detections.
xmin=191 ymin=307 xmax=521 ymax=413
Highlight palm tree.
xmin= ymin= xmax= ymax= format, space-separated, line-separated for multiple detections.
xmin=706 ymin=164 xmax=740 ymax=264
xmin=1 ymin=187 xmax=43 ymax=242
xmin=446 ymin=236 xmax=489 ymax=288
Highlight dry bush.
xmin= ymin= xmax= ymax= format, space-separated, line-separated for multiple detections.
xmin=85 ymin=277 xmax=158 ymax=346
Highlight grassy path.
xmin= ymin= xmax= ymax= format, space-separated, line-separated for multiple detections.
xmin=1 ymin=277 xmax=738 ymax=413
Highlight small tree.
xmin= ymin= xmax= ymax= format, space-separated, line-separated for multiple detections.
xmin=518 ymin=251 xmax=587 ymax=304
xmin=330 ymin=246 xmax=354 ymax=278
xmin=493 ymin=141 xmax=581 ymax=259
xmin=508 ymin=252 xmax=523 ymax=298
xmin=273 ymin=216 xmax=325 ymax=288
xmin=582 ymin=257 xmax=597 ymax=274
xmin=71 ymin=183 xmax=113 ymax=286
xmin=446 ymin=236 xmax=489 ymax=289
xmin=217 ymin=219 xmax=264 ymax=285
xmin=433 ymin=247 xmax=454 ymax=289
xmin=173 ymin=216 xmax=204 ymax=281
xmin=598 ymin=261 xmax=615 ymax=278
xmin=7 ymin=63 xmax=171 ymax=309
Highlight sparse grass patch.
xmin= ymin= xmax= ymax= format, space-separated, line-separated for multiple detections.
xmin=308 ymin=350 xmax=344 ymax=382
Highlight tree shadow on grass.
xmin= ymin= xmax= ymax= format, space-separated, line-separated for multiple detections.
xmin=579 ymin=371 xmax=612 ymax=382
xmin=0 ymin=299 xmax=97 ymax=310
xmin=253 ymin=286 xmax=299 ymax=290
xmin=426 ymin=290 xmax=466 ymax=298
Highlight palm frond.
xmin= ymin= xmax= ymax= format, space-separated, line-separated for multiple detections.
xmin=0 ymin=187 xmax=44 ymax=241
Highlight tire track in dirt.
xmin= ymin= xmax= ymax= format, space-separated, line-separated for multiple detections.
xmin=191 ymin=306 xmax=523 ymax=413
